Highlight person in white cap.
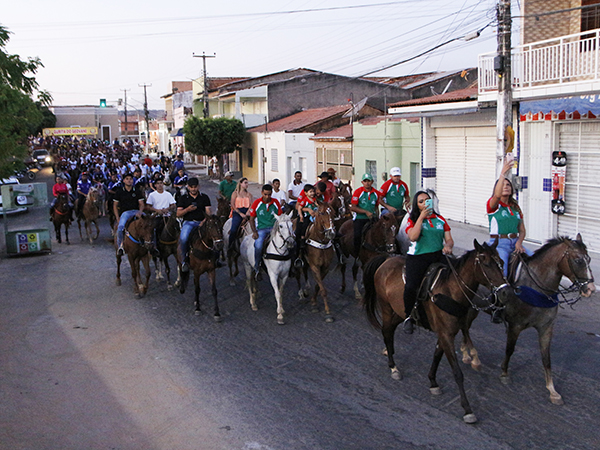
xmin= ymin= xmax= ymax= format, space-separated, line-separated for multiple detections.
xmin=380 ymin=166 xmax=410 ymax=216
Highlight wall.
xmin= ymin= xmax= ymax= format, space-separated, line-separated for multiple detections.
xmin=353 ymin=118 xmax=420 ymax=191
xmin=522 ymin=0 xmax=581 ymax=44
xmin=242 ymin=133 xmax=260 ymax=183
xmin=51 ymin=106 xmax=120 ymax=141
xmin=284 ymin=133 xmax=315 ymax=187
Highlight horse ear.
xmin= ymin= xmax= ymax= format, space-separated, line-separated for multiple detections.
xmin=473 ymin=239 xmax=482 ymax=251
xmin=576 ymin=232 xmax=583 ymax=243
xmin=491 ymin=237 xmax=499 ymax=249
xmin=287 ymin=211 xmax=294 ymax=220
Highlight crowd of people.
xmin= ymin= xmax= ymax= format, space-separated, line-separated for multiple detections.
xmin=40 ymin=136 xmax=527 ymax=330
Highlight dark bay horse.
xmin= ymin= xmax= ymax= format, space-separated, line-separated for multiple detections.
xmin=466 ymin=234 xmax=595 ymax=406
xmin=338 ymin=213 xmax=399 ymax=298
xmin=302 ymin=202 xmax=337 ymax=322
xmin=155 ymin=214 xmax=181 ymax=290
xmin=78 ymin=187 xmax=100 ymax=244
xmin=115 ymin=214 xmax=156 ymax=297
xmin=362 ymin=240 xmax=510 ymax=423
xmin=51 ymin=193 xmax=71 ymax=244
xmin=216 ymin=197 xmax=231 ymax=227
xmin=178 ymin=215 xmax=224 ymax=319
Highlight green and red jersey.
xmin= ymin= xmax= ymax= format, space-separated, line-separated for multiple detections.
xmin=380 ymin=179 xmax=409 ymax=209
xmin=486 ymin=198 xmax=522 ymax=235
xmin=406 ymin=213 xmax=450 ymax=255
xmin=351 ymin=186 xmax=382 ymax=220
xmin=249 ymin=198 xmax=282 ymax=229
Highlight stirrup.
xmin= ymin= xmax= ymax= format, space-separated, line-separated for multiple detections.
xmin=402 ymin=317 xmax=415 ymax=334
xmin=294 ymin=258 xmax=304 ymax=269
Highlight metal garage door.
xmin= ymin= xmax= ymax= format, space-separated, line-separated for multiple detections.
xmin=557 ymin=122 xmax=600 ymax=251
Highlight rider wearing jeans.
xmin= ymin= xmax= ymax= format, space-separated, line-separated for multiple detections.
xmin=113 ymin=173 xmax=145 ymax=255
xmin=176 ymin=177 xmax=212 ymax=272
xmin=249 ymin=184 xmax=282 ymax=279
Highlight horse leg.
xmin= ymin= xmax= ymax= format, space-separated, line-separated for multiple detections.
xmin=439 ymin=332 xmax=477 ymax=424
xmin=141 ymin=254 xmax=151 ymax=297
xmin=116 ymin=253 xmax=122 ymax=286
xmin=87 ymin=221 xmax=93 ymax=244
xmin=340 ymin=261 xmax=346 ymax=293
xmin=460 ymin=328 xmax=481 ymax=371
xmin=428 ymin=340 xmax=445 ymax=394
xmin=244 ymin=264 xmax=258 ymax=311
xmin=65 ymin=223 xmax=69 ymax=244
xmin=500 ymin=323 xmax=524 ymax=384
xmin=268 ymin=268 xmax=285 ymax=325
xmin=193 ymin=270 xmax=202 ymax=315
xmin=537 ymin=323 xmax=563 ymax=405
xmin=381 ymin=305 xmax=402 ymax=380
xmin=93 ymin=220 xmax=100 ymax=240
xmin=78 ymin=218 xmax=84 ymax=241
xmin=228 ymin=253 xmax=236 ymax=286
xmin=311 ymin=265 xmax=333 ymax=322
xmin=164 ymin=257 xmax=173 ymax=290
xmin=154 ymin=256 xmax=163 ymax=281
xmin=209 ymin=270 xmax=221 ymax=322
xmin=352 ymin=259 xmax=361 ymax=299
xmin=54 ymin=222 xmax=61 ymax=244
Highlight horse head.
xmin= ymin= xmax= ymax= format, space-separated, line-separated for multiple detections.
xmin=473 ymin=238 xmax=511 ymax=294
xmin=562 ymin=234 xmax=595 ymax=297
xmin=272 ymin=212 xmax=296 ymax=249
xmin=131 ymin=214 xmax=157 ymax=252
xmin=376 ymin=213 xmax=399 ymax=254
xmin=314 ymin=202 xmax=336 ymax=241
xmin=200 ymin=215 xmax=224 ymax=252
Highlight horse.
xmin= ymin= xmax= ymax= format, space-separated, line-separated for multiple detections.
xmin=115 ymin=214 xmax=156 ymax=298
xmin=216 ymin=197 xmax=231 ymax=227
xmin=302 ymin=202 xmax=337 ymax=322
xmin=466 ymin=234 xmax=595 ymax=406
xmin=240 ymin=212 xmax=295 ymax=325
xmin=337 ymin=213 xmax=399 ymax=298
xmin=51 ymin=193 xmax=71 ymax=244
xmin=362 ymin=240 xmax=510 ymax=423
xmin=222 ymin=217 xmax=247 ymax=286
xmin=78 ymin=187 xmax=100 ymax=244
xmin=154 ymin=214 xmax=181 ymax=290
xmin=178 ymin=215 xmax=225 ymax=319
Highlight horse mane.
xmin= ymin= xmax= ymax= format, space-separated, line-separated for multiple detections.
xmin=436 ymin=249 xmax=476 ymax=283
xmin=524 ymin=236 xmax=586 ymax=263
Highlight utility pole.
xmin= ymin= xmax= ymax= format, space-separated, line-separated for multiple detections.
xmin=120 ymin=88 xmax=129 ymax=142
xmin=495 ymin=0 xmax=513 ymax=176
xmin=139 ymin=83 xmax=152 ymax=152
xmin=193 ymin=52 xmax=216 ymax=118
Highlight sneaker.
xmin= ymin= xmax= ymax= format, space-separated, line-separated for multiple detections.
xmin=403 ymin=317 xmax=415 ymax=335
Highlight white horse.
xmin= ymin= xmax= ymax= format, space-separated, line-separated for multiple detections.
xmin=240 ymin=212 xmax=295 ymax=325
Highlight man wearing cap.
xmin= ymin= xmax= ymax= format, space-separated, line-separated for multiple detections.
xmin=218 ymin=172 xmax=237 ymax=202
xmin=327 ymin=167 xmax=341 ymax=187
xmin=380 ymin=167 xmax=410 ymax=216
xmin=177 ymin=177 xmax=212 ymax=272
xmin=317 ymin=171 xmax=337 ymax=200
xmin=75 ymin=171 xmax=92 ymax=218
xmin=114 ymin=173 xmax=146 ymax=256
xmin=350 ymin=173 xmax=382 ymax=256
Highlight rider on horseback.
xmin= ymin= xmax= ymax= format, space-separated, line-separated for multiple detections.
xmin=249 ymin=184 xmax=282 ymax=280
xmin=379 ymin=167 xmax=410 ymax=217
xmin=50 ymin=175 xmax=74 ymax=221
xmin=177 ymin=177 xmax=212 ymax=273
xmin=75 ymin=172 xmax=92 ymax=218
xmin=146 ymin=175 xmax=176 ymax=248
xmin=114 ymin=173 xmax=146 ymax=256
xmin=295 ymin=184 xmax=318 ymax=267
xmin=350 ymin=173 xmax=382 ymax=256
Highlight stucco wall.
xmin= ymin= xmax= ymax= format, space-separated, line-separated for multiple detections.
xmin=522 ymin=0 xmax=581 ymax=44
xmin=51 ymin=106 xmax=119 ymax=141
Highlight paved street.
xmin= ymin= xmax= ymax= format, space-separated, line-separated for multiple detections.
xmin=1 ymin=168 xmax=600 ymax=450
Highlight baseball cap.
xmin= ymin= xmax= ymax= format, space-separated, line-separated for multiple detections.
xmin=327 ymin=168 xmax=336 ymax=173
xmin=390 ymin=167 xmax=402 ymax=177
xmin=187 ymin=177 xmax=199 ymax=186
xmin=361 ymin=173 xmax=373 ymax=181
xmin=225 ymin=171 xmax=233 ymax=177
xmin=319 ymin=171 xmax=330 ymax=178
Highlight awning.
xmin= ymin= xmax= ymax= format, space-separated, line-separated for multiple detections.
xmin=520 ymin=95 xmax=600 ymax=116
xmin=170 ymin=128 xmax=184 ymax=137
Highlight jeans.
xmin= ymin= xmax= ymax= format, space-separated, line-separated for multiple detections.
xmin=488 ymin=237 xmax=533 ymax=276
xmin=254 ymin=228 xmax=272 ymax=271
xmin=179 ymin=220 xmax=200 ymax=260
xmin=229 ymin=208 xmax=248 ymax=248
xmin=117 ymin=210 xmax=139 ymax=248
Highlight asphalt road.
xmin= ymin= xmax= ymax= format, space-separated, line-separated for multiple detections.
xmin=1 ymin=168 xmax=599 ymax=450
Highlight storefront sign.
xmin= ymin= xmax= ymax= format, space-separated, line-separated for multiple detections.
xmin=43 ymin=127 xmax=98 ymax=136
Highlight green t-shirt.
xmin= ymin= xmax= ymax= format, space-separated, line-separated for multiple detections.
xmin=406 ymin=214 xmax=450 ymax=255
xmin=219 ymin=179 xmax=237 ymax=201
xmin=351 ymin=187 xmax=381 ymax=220
xmin=487 ymin=199 xmax=522 ymax=235
xmin=249 ymin=198 xmax=282 ymax=229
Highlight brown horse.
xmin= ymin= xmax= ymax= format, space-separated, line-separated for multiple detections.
xmin=154 ymin=214 xmax=181 ymax=290
xmin=362 ymin=240 xmax=510 ymax=423
xmin=303 ymin=202 xmax=337 ymax=322
xmin=78 ymin=187 xmax=100 ymax=244
xmin=464 ymin=235 xmax=595 ymax=406
xmin=51 ymin=193 xmax=71 ymax=244
xmin=115 ymin=214 xmax=156 ymax=297
xmin=338 ymin=213 xmax=399 ymax=298
xmin=216 ymin=197 xmax=231 ymax=226
xmin=178 ymin=215 xmax=224 ymax=319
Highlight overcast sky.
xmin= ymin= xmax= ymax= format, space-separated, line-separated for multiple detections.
xmin=3 ymin=0 xmax=518 ymax=110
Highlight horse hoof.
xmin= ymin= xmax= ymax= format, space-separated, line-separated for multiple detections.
xmin=167 ymin=284 xmax=173 ymax=291
xmin=381 ymin=348 xmax=388 ymax=356
xmin=354 ymin=293 xmax=362 ymax=300
xmin=311 ymin=307 xmax=319 ymax=313
xmin=463 ymin=413 xmax=477 ymax=424
xmin=116 ymin=279 xmax=121 ymax=286
xmin=390 ymin=368 xmax=402 ymax=380
xmin=462 ymin=355 xmax=472 ymax=365
xmin=550 ymin=395 xmax=564 ymax=405
xmin=135 ymin=293 xmax=140 ymax=299
xmin=277 ymin=318 xmax=285 ymax=325
xmin=251 ymin=305 xmax=258 ymax=311
xmin=500 ymin=374 xmax=510 ymax=385
xmin=214 ymin=315 xmax=222 ymax=323
xmin=194 ymin=310 xmax=201 ymax=316
xmin=325 ymin=315 xmax=334 ymax=323
xmin=471 ymin=363 xmax=482 ymax=372
xmin=430 ymin=387 xmax=443 ymax=396
xmin=229 ymin=280 xmax=236 ymax=287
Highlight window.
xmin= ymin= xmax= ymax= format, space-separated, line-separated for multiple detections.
xmin=271 ymin=148 xmax=278 ymax=172
xmin=582 ymin=0 xmax=600 ymax=33
xmin=366 ymin=160 xmax=377 ymax=187
xmin=247 ymin=148 xmax=253 ymax=168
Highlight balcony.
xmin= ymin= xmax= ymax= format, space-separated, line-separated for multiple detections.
xmin=479 ymin=28 xmax=600 ymax=102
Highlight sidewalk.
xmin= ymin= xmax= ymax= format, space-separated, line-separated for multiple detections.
xmin=188 ymin=171 xmax=600 ymax=284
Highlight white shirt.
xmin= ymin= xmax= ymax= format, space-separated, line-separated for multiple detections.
xmin=147 ymin=190 xmax=176 ymax=211
xmin=288 ymin=180 xmax=305 ymax=201
xmin=271 ymin=189 xmax=287 ymax=205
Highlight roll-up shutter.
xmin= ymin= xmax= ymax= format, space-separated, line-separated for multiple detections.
xmin=557 ymin=121 xmax=600 ymax=252
xmin=465 ymin=127 xmax=497 ymax=227
xmin=435 ymin=128 xmax=466 ymax=222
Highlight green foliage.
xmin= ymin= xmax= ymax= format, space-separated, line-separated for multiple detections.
xmin=183 ymin=116 xmax=246 ymax=158
xmin=0 ymin=25 xmax=50 ymax=178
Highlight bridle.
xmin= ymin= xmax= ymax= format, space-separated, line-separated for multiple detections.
xmin=267 ymin=217 xmax=295 ymax=256
xmin=306 ymin=206 xmax=335 ymax=250
xmin=198 ymin=217 xmax=224 ymax=252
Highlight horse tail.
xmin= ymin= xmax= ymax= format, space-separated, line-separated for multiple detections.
xmin=362 ymin=254 xmax=390 ymax=330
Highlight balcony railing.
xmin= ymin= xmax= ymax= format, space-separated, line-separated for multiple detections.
xmin=479 ymin=28 xmax=600 ymax=94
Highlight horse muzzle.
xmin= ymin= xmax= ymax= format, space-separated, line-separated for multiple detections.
xmin=386 ymin=243 xmax=396 ymax=254
xmin=581 ymin=281 xmax=596 ymax=298
xmin=213 ymin=239 xmax=224 ymax=252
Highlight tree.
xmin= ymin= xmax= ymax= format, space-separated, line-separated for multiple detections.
xmin=0 ymin=26 xmax=51 ymax=177
xmin=183 ymin=116 xmax=246 ymax=179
